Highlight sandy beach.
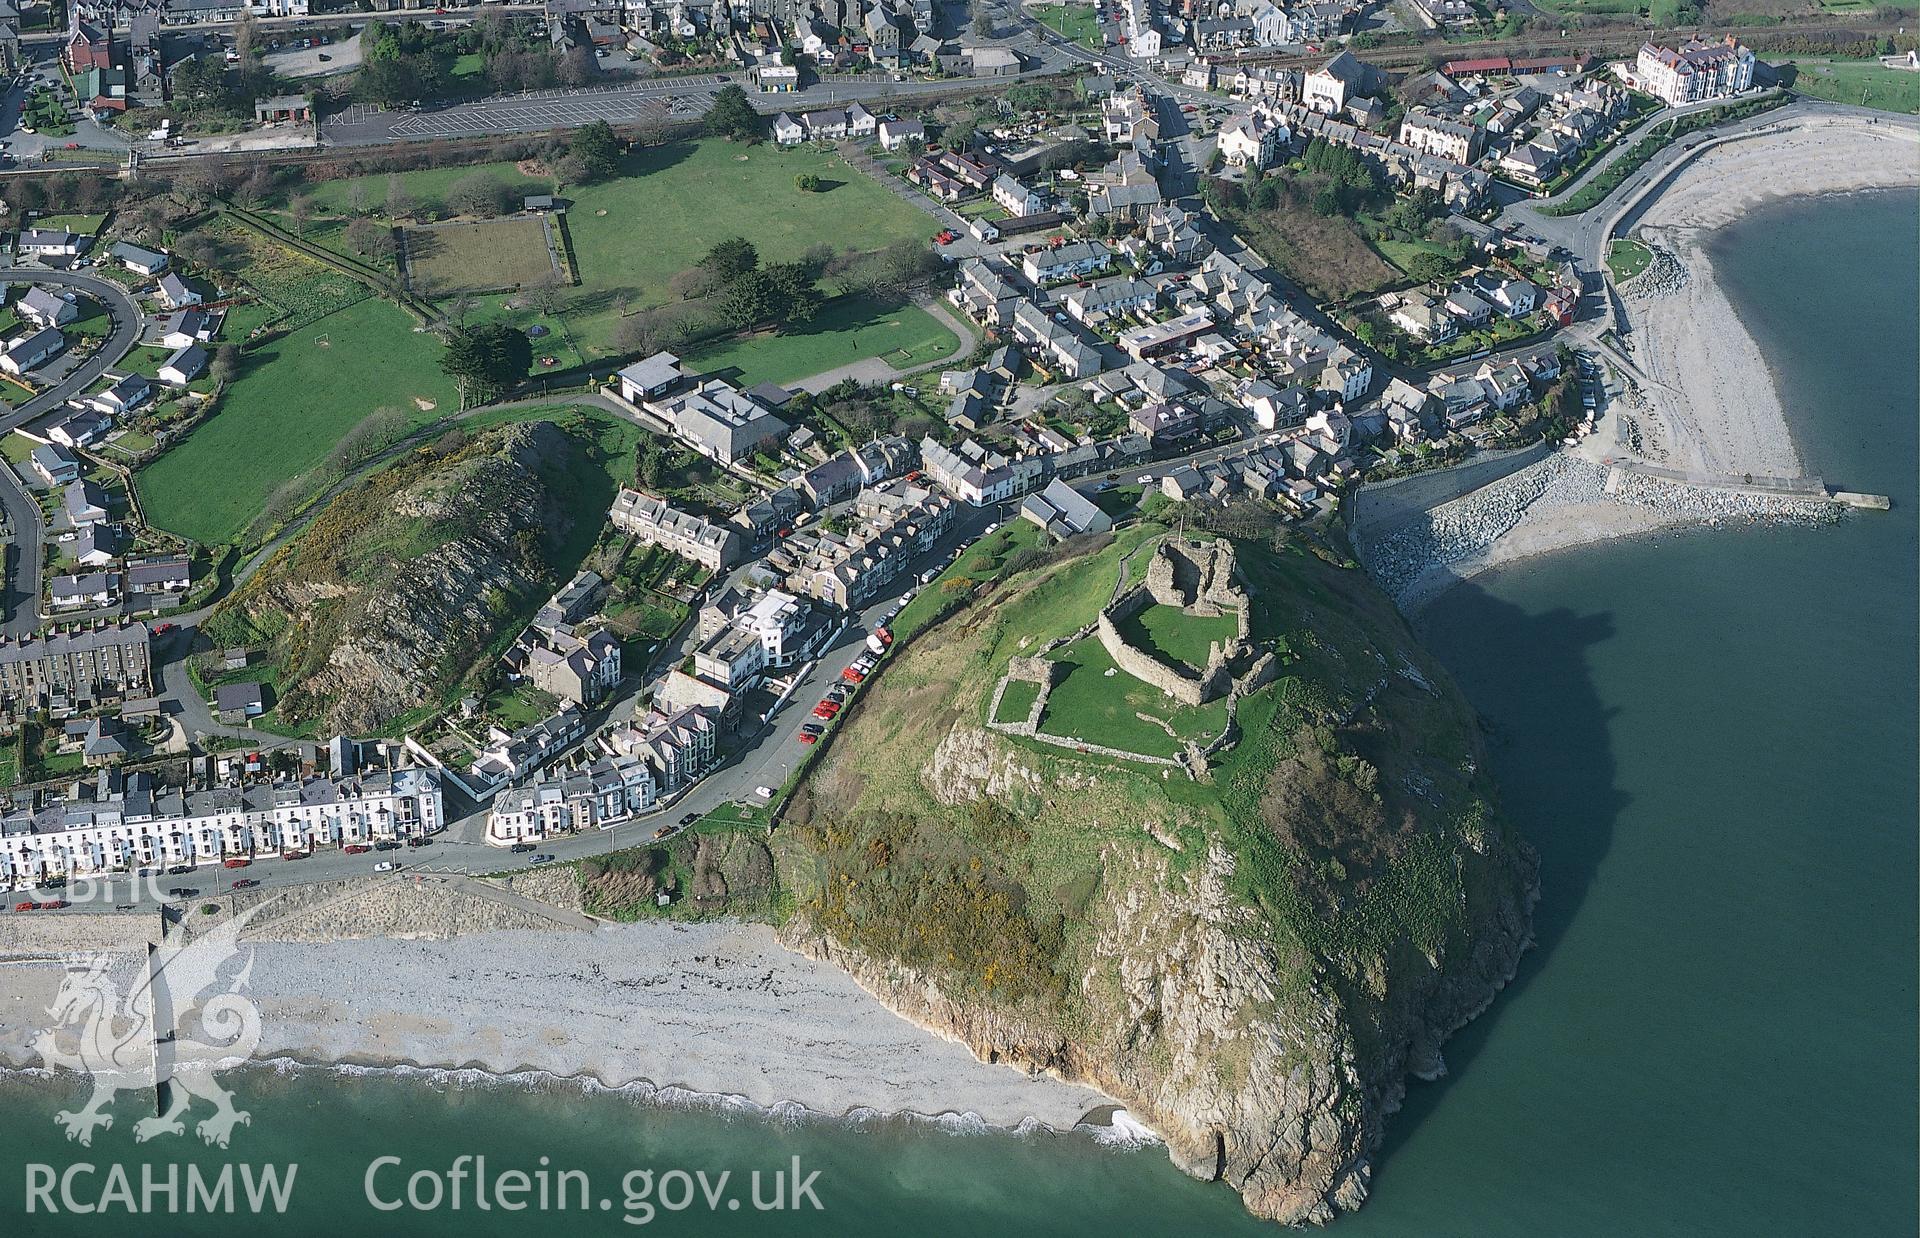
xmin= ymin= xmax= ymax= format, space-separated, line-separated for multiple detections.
xmin=0 ymin=918 xmax=1120 ymax=1133
xmin=1362 ymin=115 xmax=1919 ymax=611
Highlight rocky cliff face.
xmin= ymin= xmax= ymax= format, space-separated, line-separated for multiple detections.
xmin=776 ymin=522 xmax=1538 ymax=1225
xmin=206 ymin=421 xmax=586 ymax=733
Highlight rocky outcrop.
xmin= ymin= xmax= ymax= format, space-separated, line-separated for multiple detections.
xmin=786 ymin=794 xmax=1535 ymax=1226
xmin=207 ymin=421 xmax=587 ymax=734
xmin=782 ymin=523 xmax=1539 ymax=1226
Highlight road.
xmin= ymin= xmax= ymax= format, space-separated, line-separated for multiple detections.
xmin=0 ymin=268 xmax=144 ymax=638
xmin=319 ymin=44 xmax=1079 ymax=148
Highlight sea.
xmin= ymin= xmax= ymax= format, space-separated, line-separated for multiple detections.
xmin=0 ymin=190 xmax=1913 ymax=1237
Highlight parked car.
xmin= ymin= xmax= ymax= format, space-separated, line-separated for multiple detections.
xmin=232 ymin=879 xmax=260 ymax=890
xmin=405 ymin=836 xmax=432 ymax=848
xmin=343 ymin=844 xmax=371 ymax=855
xmin=679 ymin=812 xmax=701 ymax=826
xmin=529 ymin=854 xmax=555 ymax=866
xmin=372 ymin=861 xmax=400 ymax=873
xmin=373 ymin=840 xmax=401 ymax=851
xmin=222 ymin=858 xmax=250 ymax=869
xmin=167 ymin=887 xmax=199 ymax=898
xmin=509 ymin=842 xmax=537 ymax=854
xmin=798 ymin=732 xmax=819 ymax=745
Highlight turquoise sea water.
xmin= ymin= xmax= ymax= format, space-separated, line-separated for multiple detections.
xmin=1 ymin=191 xmax=1913 ymax=1237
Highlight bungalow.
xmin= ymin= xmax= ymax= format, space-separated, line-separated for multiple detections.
xmin=992 ymin=175 xmax=1048 ymax=218
xmin=876 ymin=118 xmax=925 ymax=151
xmin=157 ymin=343 xmax=208 ymax=387
xmin=157 ymin=307 xmax=213 ymax=348
xmin=90 ymin=372 xmax=152 ymax=416
xmin=29 ymin=443 xmax=80 ymax=486
xmin=17 ymin=229 xmax=80 ymax=258
xmin=215 ymin=681 xmax=266 ymax=723
xmin=47 ymin=405 xmax=110 ymax=449
xmin=156 ymin=272 xmax=201 ymax=310
xmin=71 ymin=523 xmax=121 ymax=567
xmin=1022 ymin=240 xmax=1111 ymax=285
xmin=16 ymin=286 xmax=77 ymax=328
xmin=127 ymin=553 xmax=191 ymax=595
xmin=111 ymin=242 xmax=169 ymax=276
xmin=1 ymin=326 xmax=65 ymax=375
xmin=63 ymin=478 xmax=110 ymax=528
xmin=50 ymin=571 xmax=119 ymax=612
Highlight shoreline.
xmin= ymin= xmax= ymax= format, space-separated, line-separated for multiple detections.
xmin=1360 ymin=118 xmax=1918 ymax=613
xmin=0 ymin=917 xmax=1131 ymax=1141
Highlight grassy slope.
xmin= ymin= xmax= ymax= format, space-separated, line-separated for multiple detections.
xmin=783 ymin=519 xmax=1527 ymax=1048
xmin=137 ymin=299 xmax=456 ymax=546
xmin=203 ymin=413 xmax=629 ymax=728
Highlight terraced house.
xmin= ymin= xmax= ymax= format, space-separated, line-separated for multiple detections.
xmin=0 ymin=766 xmax=443 ymax=888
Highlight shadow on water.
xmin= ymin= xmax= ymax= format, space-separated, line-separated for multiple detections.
xmin=1371 ymin=581 xmax=1626 ymax=1165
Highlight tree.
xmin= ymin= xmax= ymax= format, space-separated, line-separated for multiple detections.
xmin=349 ymin=178 xmax=371 ymax=214
xmin=704 ymin=84 xmax=761 ymax=141
xmin=345 ymin=218 xmax=398 ymax=262
xmin=972 ymin=3 xmax=994 ymax=36
xmin=1407 ymin=251 xmax=1459 ymax=287
xmin=794 ymin=173 xmax=822 ymax=192
xmin=289 ymin=193 xmax=315 ymax=236
xmin=447 ymin=170 xmax=506 ymax=217
xmin=569 ymin=120 xmax=621 ymax=182
xmin=212 ymin=343 xmax=242 ymax=383
xmin=440 ymin=323 xmax=531 ymax=403
xmin=385 ymin=173 xmax=417 ymax=220
xmin=700 ymin=237 xmax=759 ymax=284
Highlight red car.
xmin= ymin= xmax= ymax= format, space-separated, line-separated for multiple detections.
xmin=841 ymin=667 xmax=866 ymax=684
xmin=342 ymin=844 xmax=371 ymax=855
xmin=232 ymin=879 xmax=260 ymax=890
xmin=279 ymin=851 xmax=307 ymax=861
xmin=152 ymin=622 xmax=176 ymax=635
xmin=41 ymin=899 xmax=67 ymax=909
xmin=13 ymin=901 xmax=35 ymax=912
xmin=812 ymin=704 xmax=837 ymax=720
xmin=223 ymin=857 xmax=250 ymax=869
xmin=798 ymin=732 xmax=819 ymax=745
